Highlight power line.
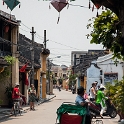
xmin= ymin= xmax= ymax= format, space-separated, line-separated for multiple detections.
xmin=20 ymin=22 xmax=82 ymax=50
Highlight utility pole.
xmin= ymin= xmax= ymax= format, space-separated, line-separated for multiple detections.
xmin=47 ymin=59 xmax=50 ymax=94
xmin=43 ymin=30 xmax=49 ymax=49
xmin=41 ymin=30 xmax=50 ymax=99
xmin=44 ymin=30 xmax=46 ymax=49
xmin=30 ymin=27 xmax=36 ymax=84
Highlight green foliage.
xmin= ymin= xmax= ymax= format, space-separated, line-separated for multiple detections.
xmin=0 ymin=67 xmax=11 ymax=82
xmin=87 ymin=10 xmax=124 ymax=60
xmin=105 ymin=79 xmax=124 ymax=114
xmin=4 ymin=84 xmax=13 ymax=102
xmin=0 ymin=99 xmax=3 ymax=104
xmin=4 ymin=55 xmax=16 ymax=65
xmin=58 ymin=78 xmax=63 ymax=85
xmin=0 ymin=56 xmax=16 ymax=82
xmin=68 ymin=74 xmax=77 ymax=86
xmin=52 ymin=76 xmax=57 ymax=85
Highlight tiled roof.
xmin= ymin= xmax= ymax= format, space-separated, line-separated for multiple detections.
xmin=73 ymin=50 xmax=109 ymax=76
xmin=0 ymin=57 xmax=9 ymax=66
xmin=18 ymin=34 xmax=43 ymax=69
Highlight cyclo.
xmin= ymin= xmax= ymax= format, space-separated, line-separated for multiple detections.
xmin=55 ymin=102 xmax=91 ymax=124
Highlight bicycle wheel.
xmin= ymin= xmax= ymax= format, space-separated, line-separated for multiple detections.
xmin=13 ymin=103 xmax=17 ymax=117
xmin=19 ymin=109 xmax=21 ymax=116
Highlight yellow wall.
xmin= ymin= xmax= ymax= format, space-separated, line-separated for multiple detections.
xmin=80 ymin=76 xmax=87 ymax=89
xmin=41 ymin=54 xmax=49 ymax=99
xmin=34 ymin=69 xmax=40 ymax=97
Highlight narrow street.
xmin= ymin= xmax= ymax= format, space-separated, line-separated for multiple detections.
xmin=0 ymin=89 xmax=119 ymax=124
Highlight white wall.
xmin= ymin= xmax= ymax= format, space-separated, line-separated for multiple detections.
xmin=87 ymin=64 xmax=100 ymax=94
xmin=97 ymin=53 xmax=124 ymax=84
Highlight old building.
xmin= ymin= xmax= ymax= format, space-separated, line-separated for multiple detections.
xmin=18 ymin=33 xmax=46 ymax=101
xmin=0 ymin=10 xmax=20 ymax=106
xmin=71 ymin=50 xmax=109 ymax=89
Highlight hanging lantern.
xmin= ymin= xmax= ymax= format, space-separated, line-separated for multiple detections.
xmin=96 ymin=9 xmax=99 ymax=17
xmin=5 ymin=25 xmax=9 ymax=33
xmin=94 ymin=3 xmax=101 ymax=9
xmin=3 ymin=0 xmax=20 ymax=11
xmin=50 ymin=0 xmax=68 ymax=24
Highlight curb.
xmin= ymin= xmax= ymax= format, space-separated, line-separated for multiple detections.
xmin=0 ymin=95 xmax=56 ymax=121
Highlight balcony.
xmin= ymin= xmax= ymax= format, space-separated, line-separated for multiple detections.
xmin=0 ymin=37 xmax=12 ymax=57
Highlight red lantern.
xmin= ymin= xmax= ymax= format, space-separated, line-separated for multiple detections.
xmin=94 ymin=3 xmax=101 ymax=9
xmin=5 ymin=25 xmax=9 ymax=33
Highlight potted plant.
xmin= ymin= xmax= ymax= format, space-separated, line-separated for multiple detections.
xmin=105 ymin=79 xmax=124 ymax=123
xmin=4 ymin=84 xmax=13 ymax=108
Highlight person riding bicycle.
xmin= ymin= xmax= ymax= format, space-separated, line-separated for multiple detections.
xmin=11 ymin=83 xmax=23 ymax=114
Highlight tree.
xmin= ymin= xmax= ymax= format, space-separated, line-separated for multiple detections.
xmin=58 ymin=78 xmax=63 ymax=85
xmin=87 ymin=10 xmax=124 ymax=59
xmin=68 ymin=74 xmax=77 ymax=88
xmin=105 ymin=79 xmax=124 ymax=118
xmin=89 ymin=1 xmax=124 ymax=59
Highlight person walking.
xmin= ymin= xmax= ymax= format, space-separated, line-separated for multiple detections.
xmin=96 ymin=84 xmax=107 ymax=118
xmin=89 ymin=83 xmax=96 ymax=101
xmin=28 ymin=84 xmax=36 ymax=111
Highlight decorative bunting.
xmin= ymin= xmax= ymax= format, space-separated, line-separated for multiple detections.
xmin=96 ymin=9 xmax=99 ymax=17
xmin=92 ymin=4 xmax=94 ymax=12
xmin=89 ymin=0 xmax=91 ymax=9
xmin=102 ymin=6 xmax=104 ymax=10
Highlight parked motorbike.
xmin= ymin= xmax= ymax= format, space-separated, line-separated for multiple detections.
xmin=88 ymin=98 xmax=117 ymax=118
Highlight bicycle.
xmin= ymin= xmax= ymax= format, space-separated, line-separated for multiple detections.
xmin=13 ymin=99 xmax=21 ymax=116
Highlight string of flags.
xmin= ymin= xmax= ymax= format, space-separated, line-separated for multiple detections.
xmin=2 ymin=0 xmax=20 ymax=11
xmin=49 ymin=0 xmax=105 ymax=23
xmin=2 ymin=0 xmax=105 ymax=23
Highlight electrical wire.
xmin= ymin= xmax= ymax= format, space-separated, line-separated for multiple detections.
xmin=20 ymin=22 xmax=82 ymax=50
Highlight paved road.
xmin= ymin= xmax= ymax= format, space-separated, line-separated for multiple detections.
xmin=0 ymin=89 xmax=119 ymax=124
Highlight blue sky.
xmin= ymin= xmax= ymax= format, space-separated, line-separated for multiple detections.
xmin=0 ymin=0 xmax=103 ymax=66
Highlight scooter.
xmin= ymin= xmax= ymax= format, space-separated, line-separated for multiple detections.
xmin=88 ymin=98 xmax=117 ymax=118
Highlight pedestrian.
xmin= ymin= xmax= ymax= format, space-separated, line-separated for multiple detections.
xmin=89 ymin=83 xmax=96 ymax=101
xmin=96 ymin=84 xmax=107 ymax=118
xmin=58 ymin=84 xmax=61 ymax=91
xmin=28 ymin=84 xmax=36 ymax=111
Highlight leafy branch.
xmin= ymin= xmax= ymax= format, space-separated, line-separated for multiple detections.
xmin=4 ymin=55 xmax=16 ymax=65
xmin=87 ymin=10 xmax=124 ymax=60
